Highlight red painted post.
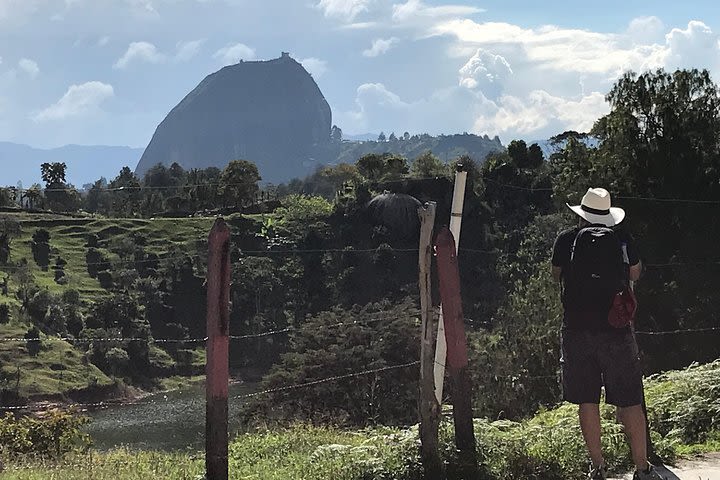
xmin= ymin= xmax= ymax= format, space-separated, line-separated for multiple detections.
xmin=435 ymin=227 xmax=479 ymax=477
xmin=206 ymin=218 xmax=231 ymax=480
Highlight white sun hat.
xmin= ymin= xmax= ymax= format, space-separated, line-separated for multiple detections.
xmin=567 ymin=187 xmax=625 ymax=227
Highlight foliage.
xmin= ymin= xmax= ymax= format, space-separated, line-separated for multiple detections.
xmin=30 ymin=229 xmax=51 ymax=270
xmin=0 ymin=410 xmax=91 ymax=458
xmin=409 ymin=151 xmax=449 ymax=178
xmin=5 ymin=360 xmax=720 ymax=479
xmin=244 ymin=300 xmax=420 ymax=426
xmin=0 ymin=303 xmax=10 ymax=324
xmin=220 ymin=159 xmax=261 ymax=207
xmin=24 ymin=326 xmax=41 ymax=356
xmin=0 ymin=217 xmax=21 ymax=265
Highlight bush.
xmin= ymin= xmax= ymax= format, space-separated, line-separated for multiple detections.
xmin=24 ymin=326 xmax=41 ymax=356
xmin=0 ymin=410 xmax=91 ymax=458
xmin=0 ymin=303 xmax=10 ymax=324
xmin=97 ymin=270 xmax=113 ymax=289
xmin=85 ymin=247 xmax=111 ymax=278
xmin=30 ymin=229 xmax=51 ymax=270
xmin=105 ymin=347 xmax=130 ymax=376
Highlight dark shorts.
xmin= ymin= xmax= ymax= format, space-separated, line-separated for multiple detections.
xmin=560 ymin=330 xmax=643 ymax=407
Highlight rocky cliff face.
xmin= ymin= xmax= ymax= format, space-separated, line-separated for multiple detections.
xmin=136 ymin=53 xmax=332 ymax=183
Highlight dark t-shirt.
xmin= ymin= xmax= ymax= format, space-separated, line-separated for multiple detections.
xmin=551 ymin=225 xmax=640 ymax=331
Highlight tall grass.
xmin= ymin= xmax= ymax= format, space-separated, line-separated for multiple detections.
xmin=3 ymin=360 xmax=718 ymax=480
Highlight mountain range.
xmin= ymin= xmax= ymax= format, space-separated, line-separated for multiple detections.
xmin=0 ymin=142 xmax=143 ymax=188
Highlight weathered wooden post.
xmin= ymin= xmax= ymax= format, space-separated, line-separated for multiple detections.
xmin=434 ymin=165 xmax=468 ymax=404
xmin=435 ymin=226 xmax=478 ymax=477
xmin=417 ymin=202 xmax=444 ymax=479
xmin=206 ymin=218 xmax=231 ymax=480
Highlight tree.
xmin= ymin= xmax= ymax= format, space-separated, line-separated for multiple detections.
xmin=24 ymin=326 xmax=41 ymax=356
xmin=388 ymin=132 xmax=397 ymax=142
xmin=219 ymin=160 xmax=261 ymax=208
xmin=331 ymin=125 xmax=343 ymax=143
xmin=109 ymin=167 xmax=142 ymax=216
xmin=507 ymin=140 xmax=529 ymax=168
xmin=357 ymin=154 xmax=386 ymax=181
xmin=410 ymin=151 xmax=448 ymax=178
xmin=31 ymin=229 xmax=51 ymax=270
xmin=377 ymin=131 xmax=386 ymax=142
xmin=40 ymin=163 xmax=67 ymax=185
xmin=85 ymin=178 xmax=112 ymax=214
xmin=13 ymin=259 xmax=37 ymax=313
xmin=527 ymin=143 xmax=544 ymax=168
xmin=0 ymin=304 xmax=10 ymax=324
xmin=40 ymin=162 xmax=79 ymax=212
xmin=24 ymin=184 xmax=43 ymax=210
xmin=403 ymin=132 xmax=410 ymax=141
xmin=382 ymin=154 xmax=409 ymax=181
xmin=0 ymin=218 xmax=21 ymax=265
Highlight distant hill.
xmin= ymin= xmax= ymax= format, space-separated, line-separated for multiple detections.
xmin=0 ymin=142 xmax=143 ymax=188
xmin=136 ymin=53 xmax=332 ymax=184
xmin=326 ymin=133 xmax=505 ymax=167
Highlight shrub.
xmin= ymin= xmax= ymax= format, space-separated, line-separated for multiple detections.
xmin=30 ymin=229 xmax=51 ymax=270
xmin=97 ymin=270 xmax=113 ymax=289
xmin=0 ymin=410 xmax=91 ymax=458
xmin=0 ymin=303 xmax=9 ymax=324
xmin=24 ymin=326 xmax=41 ymax=356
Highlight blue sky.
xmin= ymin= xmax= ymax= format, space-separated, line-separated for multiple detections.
xmin=1 ymin=0 xmax=719 ymax=149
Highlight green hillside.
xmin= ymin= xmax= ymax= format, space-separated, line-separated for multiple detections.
xmin=0 ymin=212 xmax=249 ymax=402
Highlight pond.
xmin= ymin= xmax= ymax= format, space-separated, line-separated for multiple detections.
xmin=84 ymin=381 xmax=258 ymax=451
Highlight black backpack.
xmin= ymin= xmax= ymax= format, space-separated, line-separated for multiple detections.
xmin=564 ymin=226 xmax=625 ymax=312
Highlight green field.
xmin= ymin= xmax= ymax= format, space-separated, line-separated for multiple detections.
xmin=0 ymin=212 xmax=249 ymax=401
xmin=2 ymin=212 xmax=217 ymax=300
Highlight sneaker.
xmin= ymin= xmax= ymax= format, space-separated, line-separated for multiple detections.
xmin=632 ymin=463 xmax=665 ymax=480
xmin=588 ymin=464 xmax=607 ymax=480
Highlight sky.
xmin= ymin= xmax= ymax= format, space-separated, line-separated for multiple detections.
xmin=1 ymin=0 xmax=719 ymax=149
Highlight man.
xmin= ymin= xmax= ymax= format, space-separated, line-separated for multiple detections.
xmin=551 ymin=188 xmax=663 ymax=480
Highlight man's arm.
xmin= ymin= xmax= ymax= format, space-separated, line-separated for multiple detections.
xmin=629 ymin=261 xmax=642 ymax=282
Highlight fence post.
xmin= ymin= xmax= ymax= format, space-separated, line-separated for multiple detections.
xmin=435 ymin=226 xmax=478 ymax=477
xmin=417 ymin=202 xmax=444 ymax=479
xmin=206 ymin=217 xmax=231 ymax=480
xmin=434 ymin=166 xmax=468 ymax=404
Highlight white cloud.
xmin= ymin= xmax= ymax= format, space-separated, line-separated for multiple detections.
xmin=392 ymin=0 xmax=483 ymax=23
xmin=315 ymin=0 xmax=371 ymax=21
xmin=459 ymin=48 xmax=512 ymax=99
xmin=340 ymin=82 xmax=492 ymax=135
xmin=113 ymin=41 xmax=165 ymax=69
xmin=362 ymin=37 xmax=399 ymax=57
xmin=175 ymin=39 xmax=204 ymax=62
xmin=33 ymin=81 xmax=114 ymax=122
xmin=473 ymin=90 xmax=608 ymax=136
xmin=97 ymin=35 xmax=110 ymax=47
xmin=627 ymin=16 xmax=665 ymax=45
xmin=664 ymin=20 xmax=720 ymax=71
xmin=18 ymin=58 xmax=39 ymax=79
xmin=300 ymin=57 xmax=328 ymax=78
xmin=212 ymin=43 xmax=256 ymax=65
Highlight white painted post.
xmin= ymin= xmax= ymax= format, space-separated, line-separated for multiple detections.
xmin=433 ymin=166 xmax=468 ymax=404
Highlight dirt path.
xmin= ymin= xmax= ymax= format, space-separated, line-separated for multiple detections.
xmin=612 ymin=453 xmax=720 ymax=479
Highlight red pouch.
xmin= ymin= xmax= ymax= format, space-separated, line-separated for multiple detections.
xmin=608 ymin=288 xmax=637 ymax=328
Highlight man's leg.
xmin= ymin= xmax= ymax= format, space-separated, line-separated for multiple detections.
xmin=579 ymin=403 xmax=605 ymax=468
xmin=617 ymin=405 xmax=649 ymax=471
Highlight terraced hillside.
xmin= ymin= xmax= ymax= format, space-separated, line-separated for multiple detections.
xmin=0 ymin=212 xmax=258 ymax=401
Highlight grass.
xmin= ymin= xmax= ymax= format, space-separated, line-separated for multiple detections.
xmin=3 ymin=360 xmax=719 ymax=480
xmin=0 ymin=322 xmax=113 ymax=398
xmin=3 ymin=213 xmax=217 ymax=301
xmin=0 ymin=212 xmax=252 ymax=400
